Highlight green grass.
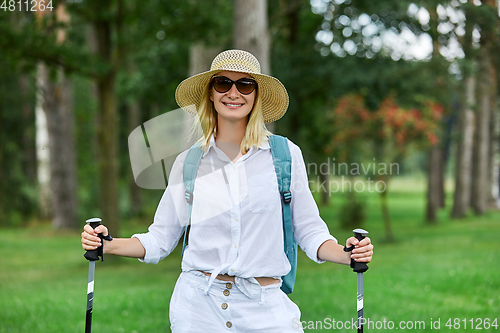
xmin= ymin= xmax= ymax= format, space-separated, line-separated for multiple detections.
xmin=1 ymin=177 xmax=499 ymax=332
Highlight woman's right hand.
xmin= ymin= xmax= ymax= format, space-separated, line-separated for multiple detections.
xmin=81 ymin=224 xmax=109 ymax=251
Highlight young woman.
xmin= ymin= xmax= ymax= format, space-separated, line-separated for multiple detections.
xmin=81 ymin=49 xmax=374 ymax=332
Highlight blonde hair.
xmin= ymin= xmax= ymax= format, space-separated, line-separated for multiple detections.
xmin=192 ymin=82 xmax=272 ymax=154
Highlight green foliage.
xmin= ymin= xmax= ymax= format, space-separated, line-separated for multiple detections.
xmin=0 ymin=53 xmax=37 ymax=226
xmin=0 ymin=8 xmax=109 ymax=77
xmin=314 ymin=0 xmax=421 ymax=58
xmin=464 ymin=2 xmax=499 ymax=36
xmin=273 ymin=1 xmax=456 ymax=169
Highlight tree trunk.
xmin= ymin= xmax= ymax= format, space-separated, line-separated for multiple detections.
xmin=472 ymin=0 xmax=499 ymax=213
xmin=379 ymin=176 xmax=394 ymax=242
xmin=41 ymin=66 xmax=79 ymax=229
xmin=94 ymin=15 xmax=119 ymax=236
xmin=189 ymin=43 xmax=221 ymax=76
xmin=488 ymin=0 xmax=500 ymax=209
xmin=233 ymin=0 xmax=274 ymax=132
xmin=319 ymin=172 xmax=329 ymax=206
xmin=437 ymin=145 xmax=446 ymax=208
xmin=35 ymin=62 xmax=53 ymax=220
xmin=426 ymin=145 xmax=441 ymax=223
xmin=128 ymin=100 xmax=142 ymax=215
xmin=279 ymin=1 xmax=301 ymax=139
xmin=233 ymin=0 xmax=270 ymax=74
xmin=19 ymin=74 xmax=37 ymax=185
xmin=471 ymin=50 xmax=492 ymax=215
xmin=34 ymin=3 xmax=78 ymax=229
xmin=0 ymin=129 xmax=3 ymax=223
xmin=487 ymin=61 xmax=499 ymax=208
xmin=488 ymin=109 xmax=499 ymax=208
xmin=425 ymin=5 xmax=445 ymax=221
xmin=452 ymin=76 xmax=475 ymax=218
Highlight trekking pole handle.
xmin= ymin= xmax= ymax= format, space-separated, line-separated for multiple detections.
xmin=352 ymin=228 xmax=369 ymax=273
xmin=84 ymin=218 xmax=103 ymax=262
xmin=353 ymin=228 xmax=368 ymax=242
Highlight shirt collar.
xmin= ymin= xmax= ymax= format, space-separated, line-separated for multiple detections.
xmin=203 ymin=134 xmax=217 ymax=157
xmin=259 ymin=138 xmax=271 ymax=150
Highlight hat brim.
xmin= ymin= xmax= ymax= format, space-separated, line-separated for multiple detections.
xmin=175 ymin=69 xmax=289 ymax=124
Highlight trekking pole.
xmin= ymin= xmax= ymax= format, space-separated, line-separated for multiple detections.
xmin=83 ymin=218 xmax=104 ymax=333
xmin=345 ymin=228 xmax=369 ymax=333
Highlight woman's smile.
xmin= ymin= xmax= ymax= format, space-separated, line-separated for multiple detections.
xmin=222 ymin=101 xmax=245 ymax=108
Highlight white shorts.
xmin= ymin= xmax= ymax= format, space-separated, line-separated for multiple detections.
xmin=169 ymin=270 xmax=304 ymax=332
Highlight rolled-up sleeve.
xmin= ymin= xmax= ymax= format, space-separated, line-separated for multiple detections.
xmin=132 ymin=152 xmax=187 ymax=264
xmin=288 ymin=141 xmax=337 ymax=263
xmin=132 ymin=232 xmax=162 ymax=264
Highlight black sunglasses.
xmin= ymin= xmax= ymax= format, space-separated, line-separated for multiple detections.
xmin=211 ymin=76 xmax=257 ymax=95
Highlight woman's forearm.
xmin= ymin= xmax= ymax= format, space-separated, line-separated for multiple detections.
xmin=103 ymin=237 xmax=146 ymax=259
xmin=317 ymin=240 xmax=351 ymax=265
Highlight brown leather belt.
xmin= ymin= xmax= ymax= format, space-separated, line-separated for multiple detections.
xmin=199 ymin=271 xmax=279 ymax=286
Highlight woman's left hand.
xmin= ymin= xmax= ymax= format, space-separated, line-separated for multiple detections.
xmin=346 ymin=237 xmax=373 ymax=263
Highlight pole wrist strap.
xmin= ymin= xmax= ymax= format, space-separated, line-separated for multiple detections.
xmin=102 ymin=234 xmax=113 ymax=241
xmin=344 ymin=245 xmax=355 ymax=252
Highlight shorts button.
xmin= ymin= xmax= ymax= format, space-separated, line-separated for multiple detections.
xmin=223 ymin=289 xmax=230 ymax=296
xmin=226 ymin=321 xmax=232 ymax=328
xmin=221 ymin=302 xmax=228 ymax=310
xmin=226 ymin=283 xmax=232 ymax=289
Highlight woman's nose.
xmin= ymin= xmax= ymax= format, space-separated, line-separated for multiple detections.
xmin=226 ymin=83 xmax=240 ymax=98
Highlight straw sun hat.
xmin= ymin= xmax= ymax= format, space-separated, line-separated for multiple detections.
xmin=175 ymin=49 xmax=289 ymax=123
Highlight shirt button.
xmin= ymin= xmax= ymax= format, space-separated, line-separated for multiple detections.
xmin=230 ymin=268 xmax=234 ymax=272
xmin=221 ymin=302 xmax=228 ymax=310
xmin=226 ymin=283 xmax=232 ymax=289
xmin=226 ymin=321 xmax=232 ymax=328
xmin=223 ymin=289 xmax=230 ymax=296
xmin=234 ymin=217 xmax=239 ymax=221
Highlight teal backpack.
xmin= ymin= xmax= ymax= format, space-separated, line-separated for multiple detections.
xmin=181 ymin=135 xmax=298 ymax=294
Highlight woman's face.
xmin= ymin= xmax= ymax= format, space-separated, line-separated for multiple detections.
xmin=210 ymin=71 xmax=256 ymax=124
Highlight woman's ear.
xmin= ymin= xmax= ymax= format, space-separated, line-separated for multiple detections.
xmin=209 ymin=90 xmax=213 ymax=102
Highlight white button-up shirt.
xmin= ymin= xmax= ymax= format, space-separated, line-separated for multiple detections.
xmin=133 ymin=135 xmax=336 ymax=279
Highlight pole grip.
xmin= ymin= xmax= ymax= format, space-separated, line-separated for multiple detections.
xmin=84 ymin=218 xmax=103 ymax=261
xmin=351 ymin=228 xmax=369 ymax=273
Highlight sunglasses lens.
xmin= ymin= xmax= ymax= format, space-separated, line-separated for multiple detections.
xmin=212 ymin=77 xmax=233 ymax=93
xmin=236 ymin=79 xmax=257 ymax=95
xmin=212 ymin=76 xmax=257 ymax=95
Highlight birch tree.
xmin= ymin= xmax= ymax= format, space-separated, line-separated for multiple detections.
xmin=35 ymin=3 xmax=78 ymax=229
xmin=470 ymin=0 xmax=498 ymax=215
xmin=452 ymin=0 xmax=476 ymax=218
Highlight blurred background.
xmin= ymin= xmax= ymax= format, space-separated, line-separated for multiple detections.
xmin=0 ymin=0 xmax=499 ymax=332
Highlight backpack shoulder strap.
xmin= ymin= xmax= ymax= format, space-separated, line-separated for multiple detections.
xmin=269 ymin=135 xmax=292 ymax=203
xmin=182 ymin=142 xmax=204 ymax=255
xmin=268 ymin=135 xmax=297 ymax=294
